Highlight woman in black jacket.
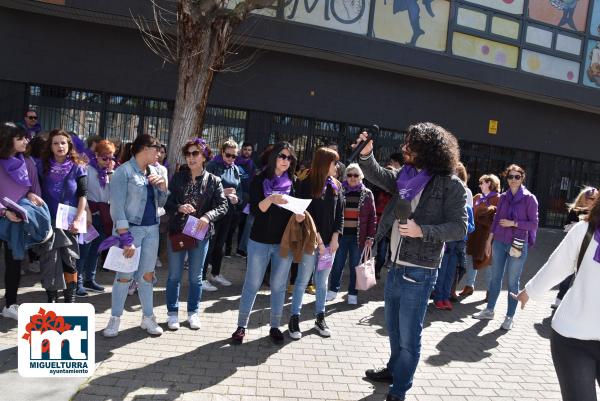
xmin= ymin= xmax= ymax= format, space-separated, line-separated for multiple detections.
xmin=289 ymin=147 xmax=344 ymax=340
xmin=164 ymin=138 xmax=228 ymax=331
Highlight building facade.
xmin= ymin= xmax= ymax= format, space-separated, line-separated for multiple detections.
xmin=1 ymin=0 xmax=600 ymax=227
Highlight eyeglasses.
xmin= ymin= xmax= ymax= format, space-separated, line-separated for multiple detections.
xmin=277 ymin=153 xmax=293 ymax=161
xmin=98 ymin=156 xmax=115 ymax=162
xmin=185 ymin=150 xmax=201 ymax=157
xmin=223 ymin=153 xmax=236 ymax=159
xmin=346 ymin=173 xmax=360 ymax=178
xmin=26 ymin=116 xmax=37 ymax=120
xmin=507 ymin=174 xmax=522 ymax=181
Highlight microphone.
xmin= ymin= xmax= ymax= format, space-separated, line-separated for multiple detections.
xmin=394 ymin=199 xmax=412 ymax=225
xmin=347 ymin=124 xmax=379 ymax=163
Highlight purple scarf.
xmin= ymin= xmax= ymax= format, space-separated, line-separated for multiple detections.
xmin=475 ymin=191 xmax=498 ymax=207
xmin=396 ymin=165 xmax=432 ymax=201
xmin=594 ymin=227 xmax=600 ymax=264
xmin=90 ymin=157 xmax=109 ymax=189
xmin=213 ymin=154 xmax=234 ymax=168
xmin=342 ymin=180 xmax=364 ymax=193
xmin=235 ymin=156 xmax=254 ymax=172
xmin=322 ymin=176 xmax=339 ymax=196
xmin=263 ymin=172 xmax=292 ymax=197
xmin=505 ymin=186 xmax=528 ymax=240
xmin=48 ymin=157 xmax=74 ymax=200
xmin=0 ymin=153 xmax=31 ymax=187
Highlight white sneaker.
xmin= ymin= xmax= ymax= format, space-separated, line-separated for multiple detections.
xmin=347 ymin=295 xmax=358 ymax=305
xmin=28 ymin=260 xmax=41 ymax=273
xmin=155 ymin=259 xmax=163 ymax=268
xmin=103 ymin=316 xmax=121 ymax=337
xmin=167 ymin=315 xmax=180 ymax=330
xmin=211 ymin=274 xmax=231 ymax=286
xmin=202 ymin=280 xmax=218 ymax=292
xmin=501 ymin=316 xmax=514 ymax=331
xmin=141 ymin=315 xmax=163 ymax=336
xmin=188 ymin=312 xmax=200 ymax=330
xmin=472 ymin=309 xmax=495 ymax=320
xmin=2 ymin=304 xmax=18 ymax=320
xmin=326 ymin=290 xmax=337 ymax=301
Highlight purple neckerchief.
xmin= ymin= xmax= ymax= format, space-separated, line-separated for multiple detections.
xmin=322 ymin=176 xmax=339 ymax=196
xmin=48 ymin=157 xmax=74 ymax=200
xmin=162 ymin=160 xmax=170 ymax=169
xmin=263 ymin=172 xmax=292 ymax=197
xmin=594 ymin=226 xmax=600 ymax=264
xmin=90 ymin=157 xmax=109 ymax=189
xmin=396 ymin=165 xmax=432 ymax=201
xmin=505 ymin=186 xmax=528 ymax=241
xmin=235 ymin=156 xmax=255 ymax=173
xmin=0 ymin=153 xmax=31 ymax=187
xmin=475 ymin=191 xmax=498 ymax=207
xmin=342 ymin=180 xmax=364 ymax=192
xmin=213 ymin=154 xmax=234 ymax=168
xmin=98 ymin=232 xmax=134 ymax=253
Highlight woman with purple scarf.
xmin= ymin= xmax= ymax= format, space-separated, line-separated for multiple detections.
xmin=473 ymin=164 xmax=538 ymax=330
xmin=232 ymin=142 xmax=301 ymax=344
xmin=327 ymin=163 xmax=376 ymax=305
xmin=38 ymin=129 xmax=88 ymax=303
xmin=0 ymin=122 xmax=44 ymax=319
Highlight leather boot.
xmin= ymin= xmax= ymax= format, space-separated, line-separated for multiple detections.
xmin=63 ymin=282 xmax=76 ymax=303
xmin=46 ymin=290 xmax=59 ymax=303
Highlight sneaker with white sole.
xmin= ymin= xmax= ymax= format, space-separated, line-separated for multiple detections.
xmin=167 ymin=314 xmax=180 ymax=330
xmin=188 ymin=312 xmax=200 ymax=330
xmin=288 ymin=314 xmax=302 ymax=340
xmin=141 ymin=315 xmax=163 ymax=336
xmin=501 ymin=316 xmax=514 ymax=331
xmin=202 ymin=280 xmax=218 ymax=292
xmin=347 ymin=295 xmax=358 ymax=305
xmin=326 ymin=290 xmax=337 ymax=301
xmin=2 ymin=304 xmax=18 ymax=320
xmin=314 ymin=312 xmax=331 ymax=337
xmin=211 ymin=274 xmax=231 ymax=286
xmin=472 ymin=309 xmax=495 ymax=320
xmin=103 ymin=316 xmax=121 ymax=337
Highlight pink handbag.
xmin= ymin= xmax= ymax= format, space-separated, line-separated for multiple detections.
xmin=355 ymin=245 xmax=376 ymax=291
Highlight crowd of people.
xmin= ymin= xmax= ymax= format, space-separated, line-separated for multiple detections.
xmin=1 ymin=110 xmax=598 ymax=401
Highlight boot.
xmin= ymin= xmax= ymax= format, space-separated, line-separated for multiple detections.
xmin=46 ymin=290 xmax=59 ymax=303
xmin=63 ymin=282 xmax=77 ymax=303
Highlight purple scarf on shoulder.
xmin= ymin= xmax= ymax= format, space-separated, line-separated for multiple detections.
xmin=594 ymin=227 xmax=600 ymax=264
xmin=342 ymin=180 xmax=364 ymax=193
xmin=48 ymin=157 xmax=74 ymax=200
xmin=475 ymin=191 xmax=498 ymax=207
xmin=90 ymin=157 xmax=109 ymax=189
xmin=396 ymin=165 xmax=431 ymax=201
xmin=213 ymin=154 xmax=234 ymax=168
xmin=263 ymin=172 xmax=292 ymax=197
xmin=235 ymin=156 xmax=254 ymax=173
xmin=322 ymin=176 xmax=339 ymax=196
xmin=0 ymin=153 xmax=31 ymax=187
xmin=505 ymin=186 xmax=528 ymax=241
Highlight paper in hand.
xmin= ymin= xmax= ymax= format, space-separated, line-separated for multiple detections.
xmin=56 ymin=203 xmax=87 ymax=233
xmin=277 ymin=195 xmax=312 ymax=215
xmin=103 ymin=246 xmax=141 ymax=273
xmin=78 ymin=224 xmax=100 ymax=244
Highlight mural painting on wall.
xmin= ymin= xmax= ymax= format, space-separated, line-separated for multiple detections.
xmin=589 ymin=0 xmax=600 ymax=35
xmin=528 ymin=0 xmax=590 ymax=31
xmin=373 ymin=0 xmax=450 ymax=51
xmin=463 ymin=0 xmax=524 ymax=15
xmin=285 ymin=0 xmax=371 ymax=34
xmin=584 ymin=40 xmax=600 ymax=87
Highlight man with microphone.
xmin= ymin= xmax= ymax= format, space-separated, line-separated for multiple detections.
xmin=356 ymin=122 xmax=467 ymax=401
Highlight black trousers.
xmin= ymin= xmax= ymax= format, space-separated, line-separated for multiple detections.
xmin=204 ymin=211 xmax=234 ymax=279
xmin=225 ymin=210 xmax=242 ymax=253
xmin=551 ymin=329 xmax=600 ymax=401
xmin=2 ymin=241 xmax=22 ymax=307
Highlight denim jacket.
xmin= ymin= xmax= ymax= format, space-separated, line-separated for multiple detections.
xmin=109 ymin=158 xmax=169 ymax=230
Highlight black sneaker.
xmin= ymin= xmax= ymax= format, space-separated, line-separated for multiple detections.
xmin=365 ymin=367 xmax=393 ymax=383
xmin=231 ymin=326 xmax=245 ymax=343
xmin=288 ymin=314 xmax=301 ymax=340
xmin=269 ymin=327 xmax=284 ymax=344
xmin=83 ymin=281 xmax=105 ymax=292
xmin=314 ymin=312 xmax=331 ymax=337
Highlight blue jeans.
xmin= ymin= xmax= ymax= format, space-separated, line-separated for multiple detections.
xmin=385 ymin=265 xmax=438 ymax=399
xmin=238 ymin=213 xmax=254 ymax=253
xmin=166 ymin=237 xmax=209 ymax=315
xmin=329 ymin=235 xmax=361 ymax=295
xmin=433 ymin=240 xmax=464 ymax=301
xmin=76 ymin=214 xmax=106 ymax=286
xmin=291 ymin=249 xmax=333 ymax=316
xmin=487 ymin=240 xmax=529 ymax=317
xmin=463 ymin=254 xmax=492 ymax=289
xmin=237 ymin=239 xmax=292 ymax=328
xmin=111 ymin=224 xmax=160 ymax=317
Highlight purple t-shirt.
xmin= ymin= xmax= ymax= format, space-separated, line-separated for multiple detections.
xmin=40 ymin=163 xmax=87 ymax=219
xmin=0 ymin=156 xmax=41 ymax=211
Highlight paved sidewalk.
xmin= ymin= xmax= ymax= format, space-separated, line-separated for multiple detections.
xmin=0 ymin=228 xmax=592 ymax=400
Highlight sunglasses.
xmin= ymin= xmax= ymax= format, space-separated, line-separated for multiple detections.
xmin=277 ymin=153 xmax=293 ymax=161
xmin=507 ymin=174 xmax=522 ymax=181
xmin=98 ymin=156 xmax=115 ymax=162
xmin=223 ymin=152 xmax=236 ymax=159
xmin=185 ymin=150 xmax=201 ymax=157
xmin=26 ymin=116 xmax=37 ymax=120
xmin=346 ymin=173 xmax=360 ymax=178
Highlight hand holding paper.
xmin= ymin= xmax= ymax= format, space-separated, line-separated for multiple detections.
xmin=56 ymin=203 xmax=87 ymax=233
xmin=277 ymin=195 xmax=311 ymax=215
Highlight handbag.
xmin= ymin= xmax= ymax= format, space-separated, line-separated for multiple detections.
xmin=169 ymin=232 xmax=196 ymax=252
xmin=355 ymin=245 xmax=376 ymax=291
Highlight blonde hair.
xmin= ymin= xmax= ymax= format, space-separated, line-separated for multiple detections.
xmin=567 ymin=186 xmax=598 ymax=212
xmin=345 ymin=163 xmax=364 ymax=180
xmin=220 ymin=139 xmax=238 ymax=153
xmin=478 ymin=174 xmax=501 ymax=193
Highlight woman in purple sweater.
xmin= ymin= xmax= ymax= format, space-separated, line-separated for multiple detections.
xmin=473 ymin=164 xmax=538 ymax=331
xmin=0 ymin=122 xmax=43 ymax=319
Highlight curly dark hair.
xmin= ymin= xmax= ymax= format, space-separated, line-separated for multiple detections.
xmin=404 ymin=122 xmax=460 ymax=176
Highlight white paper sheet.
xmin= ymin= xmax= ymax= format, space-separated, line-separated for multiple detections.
xmin=55 ymin=203 xmax=87 ymax=233
xmin=277 ymin=195 xmax=312 ymax=215
xmin=103 ymin=246 xmax=141 ymax=273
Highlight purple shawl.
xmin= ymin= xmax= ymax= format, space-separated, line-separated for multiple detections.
xmin=594 ymin=227 xmax=600 ymax=264
xmin=342 ymin=180 xmax=364 ymax=192
xmin=475 ymin=191 xmax=498 ymax=207
xmin=213 ymin=154 xmax=234 ymax=167
xmin=263 ymin=172 xmax=292 ymax=197
xmin=322 ymin=176 xmax=339 ymax=196
xmin=90 ymin=157 xmax=109 ymax=188
xmin=48 ymin=157 xmax=75 ymax=200
xmin=235 ymin=156 xmax=255 ymax=176
xmin=0 ymin=153 xmax=31 ymax=187
xmin=396 ymin=165 xmax=432 ymax=201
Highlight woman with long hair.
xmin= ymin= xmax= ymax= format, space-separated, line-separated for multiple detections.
xmin=103 ymin=134 xmax=168 ymax=337
xmin=473 ymin=164 xmax=538 ymax=330
xmin=232 ymin=142 xmax=301 ymax=344
xmin=0 ymin=122 xmax=45 ymax=318
xmin=38 ymin=129 xmax=88 ymax=302
xmin=164 ymin=138 xmax=227 ymax=331
xmin=513 ymin=193 xmax=600 ymax=401
xmin=289 ymin=147 xmax=344 ymax=339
